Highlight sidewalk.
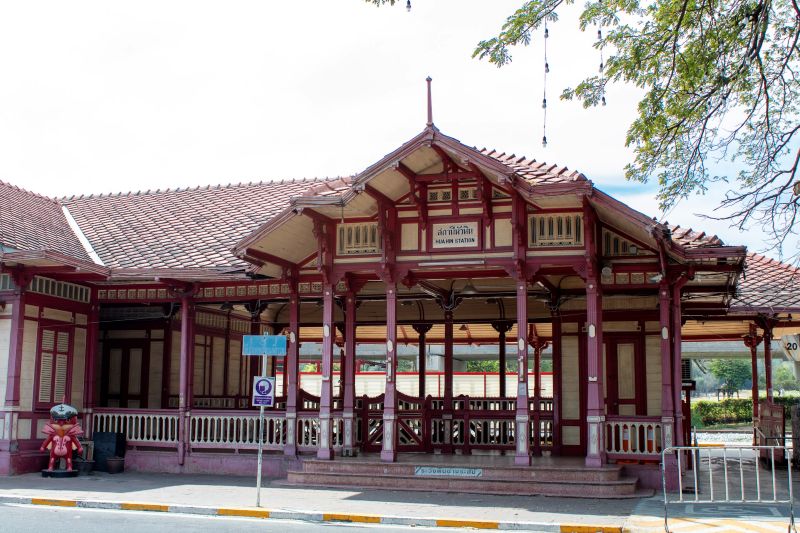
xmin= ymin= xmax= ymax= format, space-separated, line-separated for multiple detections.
xmin=0 ymin=471 xmax=794 ymax=532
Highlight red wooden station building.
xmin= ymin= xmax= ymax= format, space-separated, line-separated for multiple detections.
xmin=0 ymin=94 xmax=798 ymax=494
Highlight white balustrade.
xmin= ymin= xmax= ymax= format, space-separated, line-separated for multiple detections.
xmin=469 ymin=418 xmax=515 ymax=446
xmin=296 ymin=416 xmax=320 ymax=450
xmin=605 ymin=417 xmax=663 ymax=455
xmin=93 ymin=410 xmax=179 ymax=445
xmin=189 ymin=412 xmax=285 ymax=450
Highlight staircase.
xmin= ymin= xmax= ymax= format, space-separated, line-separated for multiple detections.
xmin=285 ymin=457 xmax=650 ymax=498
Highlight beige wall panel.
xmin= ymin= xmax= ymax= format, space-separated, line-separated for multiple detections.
xmin=228 ymin=339 xmax=242 ymax=398
xmin=149 ymin=341 xmax=164 ymax=407
xmin=494 ymin=218 xmax=512 ymax=248
xmin=0 ymin=318 xmax=11 ymax=407
xmin=561 ymin=336 xmax=580 ymax=420
xmin=42 ymin=308 xmax=72 ymax=323
xmin=20 ymin=320 xmax=38 ymax=411
xmin=646 ymin=335 xmax=662 ymax=416
xmin=194 ymin=335 xmax=207 ymax=396
xmin=562 ymin=323 xmax=579 ymax=334
xmin=24 ymin=305 xmax=38 ymax=319
xmin=211 ymin=337 xmax=226 ymax=396
xmin=562 ymin=426 xmax=580 ymax=446
xmin=645 ymin=321 xmax=660 ymax=333
xmin=151 ymin=329 xmax=165 ymax=340
xmin=107 ymin=330 xmax=148 ymax=339
xmin=400 ymin=223 xmax=419 ymax=251
xmin=602 ymin=296 xmax=657 ymax=311
xmin=170 ymin=331 xmax=181 ymax=396
xmin=75 ymin=314 xmax=87 ymax=326
xmin=602 ymin=321 xmax=640 ymax=333
xmin=459 ymin=207 xmax=482 ymax=215
xmin=230 ymin=339 xmax=244 ymax=395
xmin=18 ymin=418 xmax=31 ymax=440
xmin=493 ymin=205 xmax=512 ymax=213
xmin=429 ymin=209 xmax=452 ymax=217
xmin=70 ymin=328 xmax=87 ymax=410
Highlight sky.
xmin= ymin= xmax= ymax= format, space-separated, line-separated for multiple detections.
xmin=0 ymin=1 xmax=785 ymax=258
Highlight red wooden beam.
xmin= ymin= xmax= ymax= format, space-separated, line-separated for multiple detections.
xmin=243 ymin=249 xmax=297 ymax=270
xmin=395 ymin=162 xmax=428 ymax=224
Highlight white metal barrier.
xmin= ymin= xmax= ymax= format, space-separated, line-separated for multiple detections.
xmin=661 ymin=445 xmax=796 ymax=533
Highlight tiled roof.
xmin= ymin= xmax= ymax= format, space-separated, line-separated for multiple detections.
xmin=0 ymin=180 xmax=91 ymax=262
xmin=63 ymin=180 xmax=327 ymax=270
xmin=731 ymin=253 xmax=800 ymax=312
xmin=478 ymin=149 xmax=588 ymax=185
xmin=301 ymin=177 xmax=354 ymax=198
xmin=668 ymin=224 xmax=724 ymax=249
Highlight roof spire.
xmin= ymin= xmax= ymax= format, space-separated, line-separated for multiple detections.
xmin=426 ymin=76 xmax=433 ymax=127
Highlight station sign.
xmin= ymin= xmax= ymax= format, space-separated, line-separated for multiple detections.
xmin=242 ymin=334 xmax=287 ymax=357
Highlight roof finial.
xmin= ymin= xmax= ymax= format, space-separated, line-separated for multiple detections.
xmin=426 ymin=76 xmax=433 ymax=127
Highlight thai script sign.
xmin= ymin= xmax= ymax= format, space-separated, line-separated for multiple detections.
xmin=414 ymin=466 xmax=483 ymax=477
xmin=252 ymin=376 xmax=275 ymax=407
xmin=432 ymin=222 xmax=479 ymax=249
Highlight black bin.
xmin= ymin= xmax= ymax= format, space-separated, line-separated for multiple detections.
xmin=93 ymin=432 xmax=126 ymax=472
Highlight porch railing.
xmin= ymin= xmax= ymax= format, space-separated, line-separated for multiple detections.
xmin=605 ymin=415 xmax=663 ymax=458
xmin=93 ymin=409 xmax=179 ymax=446
xmin=188 ymin=410 xmax=286 ymax=451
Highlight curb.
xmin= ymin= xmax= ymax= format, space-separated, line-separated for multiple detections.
xmin=0 ymin=495 xmax=626 ymax=532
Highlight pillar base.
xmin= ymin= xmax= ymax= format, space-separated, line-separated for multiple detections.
xmin=514 ymin=453 xmax=531 ymax=466
xmin=584 ymin=456 xmax=603 ymax=468
xmin=380 ymin=449 xmax=397 ymax=463
xmin=317 ymin=447 xmax=334 ymax=461
xmin=283 ymin=445 xmax=298 ymax=457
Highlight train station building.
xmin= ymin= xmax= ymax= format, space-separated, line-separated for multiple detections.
xmin=1 ymin=114 xmax=798 ymax=494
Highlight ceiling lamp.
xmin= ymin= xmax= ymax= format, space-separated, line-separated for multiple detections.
xmin=460 ymin=279 xmax=479 ymax=296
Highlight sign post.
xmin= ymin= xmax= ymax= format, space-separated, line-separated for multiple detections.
xmin=242 ymin=333 xmax=287 ymax=507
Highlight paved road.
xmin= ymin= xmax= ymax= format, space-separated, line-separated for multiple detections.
xmin=0 ymin=503 xmax=525 ymax=533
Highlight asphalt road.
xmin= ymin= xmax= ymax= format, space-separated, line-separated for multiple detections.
xmin=0 ymin=504 xmax=522 ymax=533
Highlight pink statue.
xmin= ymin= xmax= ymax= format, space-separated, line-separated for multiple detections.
xmin=40 ymin=403 xmax=84 ymax=472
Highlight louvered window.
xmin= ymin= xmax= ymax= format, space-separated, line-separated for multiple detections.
xmin=37 ymin=328 xmax=71 ymax=408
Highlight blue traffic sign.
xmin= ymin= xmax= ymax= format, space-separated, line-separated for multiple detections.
xmin=242 ymin=334 xmax=287 ymax=357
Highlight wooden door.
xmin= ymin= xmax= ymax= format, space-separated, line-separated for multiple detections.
xmin=101 ymin=340 xmax=149 ymax=408
xmin=604 ymin=337 xmax=644 ymax=416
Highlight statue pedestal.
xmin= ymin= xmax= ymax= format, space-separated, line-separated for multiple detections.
xmin=41 ymin=469 xmax=79 ymax=478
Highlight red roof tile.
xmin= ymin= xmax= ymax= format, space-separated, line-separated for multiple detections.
xmin=667 ymin=224 xmax=724 ymax=249
xmin=478 ymin=148 xmax=587 ymax=185
xmin=0 ymin=180 xmax=91 ymax=262
xmin=731 ymin=253 xmax=800 ymax=312
xmin=63 ymin=180 xmax=328 ymax=270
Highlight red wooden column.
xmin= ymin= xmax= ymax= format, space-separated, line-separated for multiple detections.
xmin=514 ymin=279 xmax=531 ymax=465
xmin=744 ymin=332 xmax=762 ymax=445
xmin=763 ymin=322 xmax=774 ymax=402
xmin=318 ymin=284 xmax=335 ymax=460
xmin=342 ymin=290 xmax=357 ymax=455
xmin=284 ymin=283 xmax=300 ymax=456
xmin=4 ymin=273 xmax=31 ymax=408
xmin=443 ymin=309 xmax=455 ymax=454
xmin=671 ymin=282 xmax=687 ymax=446
xmin=83 ymin=300 xmax=100 ymax=438
xmin=178 ymin=292 xmax=195 ymax=466
xmin=381 ymin=281 xmax=399 ymax=462
xmin=492 ymin=321 xmax=513 ymax=398
xmin=412 ymin=323 xmax=432 ymax=399
xmin=531 ymin=339 xmax=548 ymax=457
xmin=658 ymin=282 xmax=675 ymax=449
xmin=585 ymin=276 xmax=605 ymax=468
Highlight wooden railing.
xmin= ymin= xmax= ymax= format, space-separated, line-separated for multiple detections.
xmin=93 ymin=409 xmax=179 ymax=447
xmin=605 ymin=416 xmax=663 ymax=457
xmin=188 ymin=410 xmax=285 ymax=451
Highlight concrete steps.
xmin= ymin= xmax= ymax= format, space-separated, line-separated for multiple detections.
xmin=285 ymin=459 xmax=650 ymax=498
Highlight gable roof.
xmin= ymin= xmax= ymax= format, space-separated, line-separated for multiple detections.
xmin=0 ymin=180 xmax=92 ymax=262
xmin=62 ymin=179 xmax=329 ymax=271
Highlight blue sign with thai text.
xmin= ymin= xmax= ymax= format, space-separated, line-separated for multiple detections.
xmin=242 ymin=334 xmax=287 ymax=357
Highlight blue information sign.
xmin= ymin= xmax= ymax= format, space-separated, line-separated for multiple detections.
xmin=242 ymin=334 xmax=287 ymax=357
xmin=252 ymin=376 xmax=275 ymax=407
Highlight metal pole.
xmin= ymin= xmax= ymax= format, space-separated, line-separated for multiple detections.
xmin=256 ymin=353 xmax=267 ymax=507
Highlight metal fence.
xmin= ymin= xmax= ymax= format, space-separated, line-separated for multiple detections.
xmin=661 ymin=445 xmax=796 ymax=533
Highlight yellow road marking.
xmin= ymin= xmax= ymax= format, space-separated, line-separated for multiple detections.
xmin=436 ymin=519 xmax=500 ymax=529
xmin=120 ymin=503 xmax=168 ymax=512
xmin=217 ymin=508 xmax=271 ymax=518
xmin=31 ymin=498 xmax=77 ymax=507
xmin=323 ymin=513 xmax=381 ymax=523
xmin=559 ymin=525 xmax=622 ymax=533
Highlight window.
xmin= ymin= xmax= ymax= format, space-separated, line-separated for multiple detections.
xmin=36 ymin=327 xmax=71 ymax=408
